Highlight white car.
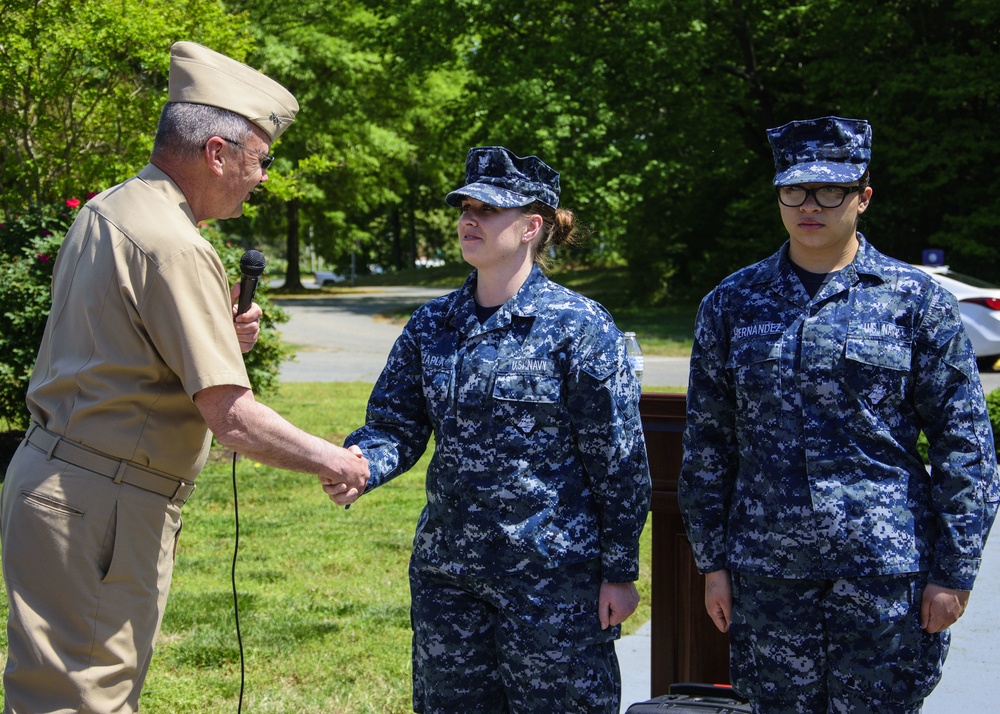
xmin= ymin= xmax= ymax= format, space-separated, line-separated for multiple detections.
xmin=314 ymin=270 xmax=345 ymax=286
xmin=913 ymin=264 xmax=1000 ymax=370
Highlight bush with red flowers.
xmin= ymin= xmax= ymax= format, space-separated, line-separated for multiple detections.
xmin=0 ymin=200 xmax=78 ymax=431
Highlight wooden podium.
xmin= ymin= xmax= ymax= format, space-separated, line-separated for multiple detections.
xmin=639 ymin=392 xmax=730 ymax=695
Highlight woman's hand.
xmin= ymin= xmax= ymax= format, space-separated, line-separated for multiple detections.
xmin=598 ymin=581 xmax=640 ymax=629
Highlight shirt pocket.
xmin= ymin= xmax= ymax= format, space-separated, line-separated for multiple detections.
xmin=844 ymin=332 xmax=912 ymax=409
xmin=725 ymin=337 xmax=781 ymax=415
xmin=492 ymin=368 xmax=563 ymax=439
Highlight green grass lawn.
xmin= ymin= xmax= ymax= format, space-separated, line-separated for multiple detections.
xmin=0 ymin=382 xmax=655 ymax=713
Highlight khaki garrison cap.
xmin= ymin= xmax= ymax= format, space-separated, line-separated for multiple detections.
xmin=168 ymin=41 xmax=298 ymax=141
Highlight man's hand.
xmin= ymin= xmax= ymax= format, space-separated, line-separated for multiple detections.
xmin=598 ymin=582 xmax=640 ymax=630
xmin=705 ymin=569 xmax=733 ymax=633
xmin=320 ymin=445 xmax=369 ymax=506
xmin=920 ymin=583 xmax=970 ymax=633
xmin=230 ymin=282 xmax=262 ymax=353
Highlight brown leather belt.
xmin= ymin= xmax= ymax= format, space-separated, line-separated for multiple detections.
xmin=24 ymin=422 xmax=195 ymax=505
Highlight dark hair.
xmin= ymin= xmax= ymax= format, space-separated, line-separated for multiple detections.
xmin=853 ymin=168 xmax=872 ymax=231
xmin=524 ymin=201 xmax=582 ymax=271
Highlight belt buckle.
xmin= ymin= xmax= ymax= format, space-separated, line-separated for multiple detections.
xmin=170 ymin=480 xmax=196 ymax=504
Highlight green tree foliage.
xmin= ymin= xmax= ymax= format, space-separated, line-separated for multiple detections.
xmin=988 ymin=388 xmax=1000 ymax=460
xmin=221 ymin=0 xmax=475 ymax=287
xmin=2 ymin=0 xmax=998 ymax=303
xmin=0 ymin=201 xmax=68 ymax=427
xmin=378 ymin=0 xmax=1000 ymax=301
xmin=0 ymin=0 xmax=253 ymax=213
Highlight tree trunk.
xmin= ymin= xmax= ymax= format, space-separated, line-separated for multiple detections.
xmin=391 ymin=206 xmax=402 ymax=270
xmin=408 ymin=189 xmax=417 ymax=268
xmin=284 ymin=198 xmax=304 ymax=290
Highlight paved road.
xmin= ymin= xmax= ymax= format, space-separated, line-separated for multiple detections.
xmin=274 ymin=286 xmax=449 ymax=383
xmin=273 ymin=285 xmax=1000 ymax=393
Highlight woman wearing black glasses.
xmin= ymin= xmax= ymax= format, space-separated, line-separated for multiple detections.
xmin=679 ymin=116 xmax=999 ymax=713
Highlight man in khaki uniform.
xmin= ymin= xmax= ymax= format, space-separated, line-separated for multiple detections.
xmin=0 ymin=41 xmax=368 ymax=713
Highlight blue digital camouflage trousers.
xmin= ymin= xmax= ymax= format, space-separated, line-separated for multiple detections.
xmin=729 ymin=571 xmax=949 ymax=713
xmin=409 ymin=558 xmax=621 ymax=713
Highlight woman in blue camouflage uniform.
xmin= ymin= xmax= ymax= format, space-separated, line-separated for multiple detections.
xmin=336 ymin=146 xmax=650 ymax=713
xmin=679 ymin=116 xmax=999 ymax=713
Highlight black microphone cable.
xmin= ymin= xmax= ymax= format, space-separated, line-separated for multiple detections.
xmin=231 ymin=250 xmax=260 ymax=712
xmin=231 ymin=452 xmax=245 ymax=713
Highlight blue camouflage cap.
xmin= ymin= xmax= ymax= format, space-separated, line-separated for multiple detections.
xmin=767 ymin=116 xmax=872 ymax=186
xmin=445 ymin=146 xmax=560 ymax=209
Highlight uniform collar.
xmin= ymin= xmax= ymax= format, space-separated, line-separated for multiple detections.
xmin=748 ymin=232 xmax=888 ymax=295
xmin=846 ymin=233 xmax=892 ymax=282
xmin=450 ymin=264 xmax=548 ymax=335
xmin=506 ymin=264 xmax=547 ymax=318
xmin=137 ymin=164 xmax=198 ymax=227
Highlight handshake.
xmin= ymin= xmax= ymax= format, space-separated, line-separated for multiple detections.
xmin=319 ymin=444 xmax=368 ymax=506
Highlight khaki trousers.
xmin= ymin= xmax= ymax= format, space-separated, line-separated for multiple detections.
xmin=1 ymin=440 xmax=182 ymax=713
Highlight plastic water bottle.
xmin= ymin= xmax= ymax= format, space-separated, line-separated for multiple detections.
xmin=624 ymin=331 xmax=644 ymax=386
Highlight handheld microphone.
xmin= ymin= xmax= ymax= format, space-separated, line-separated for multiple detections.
xmin=236 ymin=250 xmax=265 ymax=317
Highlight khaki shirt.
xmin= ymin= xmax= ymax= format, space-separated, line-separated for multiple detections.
xmin=27 ymin=164 xmax=251 ymax=481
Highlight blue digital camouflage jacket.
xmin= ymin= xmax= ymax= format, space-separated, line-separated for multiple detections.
xmin=346 ymin=265 xmax=651 ymax=581
xmin=679 ymin=236 xmax=999 ymax=590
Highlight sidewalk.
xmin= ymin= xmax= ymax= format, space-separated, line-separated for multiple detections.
xmin=616 ymin=620 xmax=651 ymax=713
xmin=614 ymin=530 xmax=1000 ymax=712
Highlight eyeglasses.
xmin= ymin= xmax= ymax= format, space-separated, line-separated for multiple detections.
xmin=220 ymin=137 xmax=274 ymax=171
xmin=776 ymin=184 xmax=863 ymax=208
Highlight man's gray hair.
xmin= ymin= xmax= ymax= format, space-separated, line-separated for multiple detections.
xmin=153 ymin=102 xmax=255 ymax=159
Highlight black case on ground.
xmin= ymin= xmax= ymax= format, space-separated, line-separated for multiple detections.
xmin=624 ymin=683 xmax=751 ymax=713
xmin=624 ymin=695 xmax=751 ymax=713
